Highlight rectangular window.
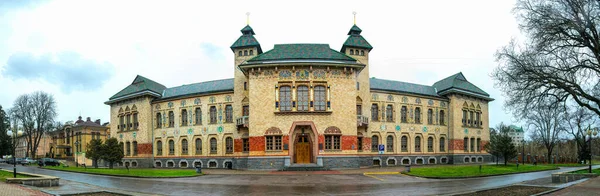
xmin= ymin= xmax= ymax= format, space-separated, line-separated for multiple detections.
xmin=195 ymin=139 xmax=202 ymax=155
xmin=476 ymin=138 xmax=481 ymax=152
xmin=469 ymin=111 xmax=474 ymax=126
xmin=314 ymin=85 xmax=327 ymax=111
xmin=279 ymin=86 xmax=292 ymax=111
xmin=297 ymin=85 xmax=309 ymax=111
xmin=126 ymin=114 xmax=131 ymax=131
xmin=440 ymin=138 xmax=445 ymax=152
xmin=462 ymin=110 xmax=467 ymax=126
xmin=325 ymin=135 xmax=341 ymax=150
xmin=356 ymin=105 xmax=362 ymax=116
xmin=386 ymin=105 xmax=393 ymax=122
xmin=476 ymin=112 xmax=481 ymax=127
xmin=470 ymin=138 xmax=475 ymax=152
xmin=401 ymin=106 xmax=407 ymax=123
xmin=126 ymin=142 xmax=131 ymax=156
xmin=226 ymin=137 xmax=233 ymax=154
xmin=225 ymin=105 xmax=233 ymax=123
xmin=119 ymin=116 xmax=124 ymax=131
xmin=133 ymin=141 xmax=138 ymax=155
xmin=464 ymin=138 xmax=469 ymax=152
xmin=210 ymin=106 xmax=217 ymax=124
xmin=415 ymin=107 xmax=421 ymax=124
xmin=427 ymin=109 xmax=433 ymax=124
xmin=266 ymin=136 xmax=282 ymax=151
xmin=181 ymin=109 xmax=188 ymax=126
xmin=357 ymin=137 xmax=363 ymax=151
xmin=169 ymin=140 xmax=175 ymax=155
xmin=156 ymin=113 xmax=162 ymax=128
xmin=133 ymin=113 xmax=138 ymax=129
xmin=195 ymin=108 xmax=202 ymax=125
xmin=210 ymin=138 xmax=217 ymax=154
xmin=401 ymin=136 xmax=408 ymax=152
xmin=243 ymin=138 xmax=249 ymax=152
xmin=439 ymin=110 xmax=445 ymax=125
xmin=427 ymin=137 xmax=433 ymax=152
xmin=169 ymin=111 xmax=174 ymax=127
xmin=371 ymin=104 xmax=379 ymax=122
xmin=242 ymin=105 xmax=249 ymax=116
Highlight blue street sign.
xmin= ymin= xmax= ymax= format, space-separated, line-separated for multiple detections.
xmin=378 ymin=144 xmax=385 ymax=152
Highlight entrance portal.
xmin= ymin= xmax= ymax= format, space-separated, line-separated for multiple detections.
xmin=295 ymin=134 xmax=312 ymax=164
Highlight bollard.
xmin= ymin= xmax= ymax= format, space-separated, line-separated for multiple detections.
xmin=196 ymin=166 xmax=202 ymax=174
xmin=405 ymin=165 xmax=411 ymax=173
xmin=479 ymin=165 xmax=482 ymax=173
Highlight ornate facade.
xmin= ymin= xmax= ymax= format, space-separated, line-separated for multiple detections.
xmin=105 ymin=23 xmax=493 ymax=170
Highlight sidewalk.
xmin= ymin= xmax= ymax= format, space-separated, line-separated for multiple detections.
xmin=203 ymin=166 xmax=407 ymax=175
xmin=546 ymin=176 xmax=600 ymax=196
xmin=0 ymin=182 xmax=51 ymax=196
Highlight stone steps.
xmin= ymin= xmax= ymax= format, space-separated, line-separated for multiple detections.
xmin=282 ymin=164 xmax=329 ymax=171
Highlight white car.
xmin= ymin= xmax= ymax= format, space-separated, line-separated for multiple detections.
xmin=21 ymin=158 xmax=37 ymax=165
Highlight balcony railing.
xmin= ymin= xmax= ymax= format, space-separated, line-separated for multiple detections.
xmin=357 ymin=115 xmax=369 ymax=127
xmin=236 ymin=116 xmax=249 ymax=129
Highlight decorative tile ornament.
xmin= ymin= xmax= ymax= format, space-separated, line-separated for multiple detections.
xmin=387 ymin=95 xmax=394 ymax=101
xmin=119 ymin=134 xmax=123 ymax=139
xmin=372 ymin=94 xmax=378 ymax=101
xmin=218 ymin=106 xmax=223 ymax=123
xmin=187 ymin=128 xmax=193 ymax=135
xmin=464 ymin=129 xmax=469 ymax=134
xmin=162 ymin=112 xmax=166 ymax=126
xmin=225 ymin=95 xmax=232 ymax=102
xmin=194 ymin=98 xmax=201 ymax=105
xmin=331 ymin=70 xmax=342 ymax=76
xmin=435 ymin=128 xmax=440 ymax=134
xmin=296 ymin=70 xmax=310 ymax=80
xmin=395 ymin=125 xmax=401 ymax=131
xmin=162 ymin=130 xmax=167 ymax=138
xmin=402 ymin=96 xmax=408 ymax=103
xmin=415 ymin=98 xmax=421 ymax=104
xmin=279 ymin=70 xmax=292 ymax=79
xmin=168 ymin=102 xmax=173 ymax=108
xmin=477 ymin=130 xmax=481 ymax=135
xmin=410 ymin=126 xmax=415 ymax=131
xmin=209 ymin=97 xmax=216 ymax=103
xmin=217 ymin=126 xmax=224 ymax=133
xmin=181 ymin=100 xmax=186 ymax=107
xmin=174 ymin=129 xmax=180 ymax=137
xmin=380 ymin=124 xmax=386 ymax=131
xmin=264 ymin=70 xmax=274 ymax=76
xmin=133 ymin=132 xmax=137 ymax=138
xmin=313 ymin=70 xmax=326 ymax=79
xmin=202 ymin=127 xmax=208 ymax=135
xmin=188 ymin=110 xmax=193 ymax=125
xmin=440 ymin=101 xmax=446 ymax=107
xmin=428 ymin=99 xmax=434 ymax=106
xmin=423 ymin=126 xmax=428 ymax=132
xmin=155 ymin=104 xmax=161 ymax=110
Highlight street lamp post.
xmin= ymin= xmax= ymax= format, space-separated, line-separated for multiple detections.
xmin=12 ymin=130 xmax=16 ymax=178
xmin=587 ymin=127 xmax=598 ymax=173
xmin=522 ymin=140 xmax=525 ymax=165
xmin=74 ymin=141 xmax=80 ymax=167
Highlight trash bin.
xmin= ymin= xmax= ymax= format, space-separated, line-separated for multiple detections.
xmin=195 ymin=166 xmax=202 ymax=174
xmin=405 ymin=165 xmax=411 ymax=173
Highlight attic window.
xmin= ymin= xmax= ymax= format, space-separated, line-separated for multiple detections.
xmin=350 ymin=50 xmax=354 ymax=55
xmin=249 ymin=50 xmax=254 ymax=55
xmin=238 ymin=51 xmax=242 ymax=56
xmin=244 ymin=50 xmax=248 ymax=56
xmin=360 ymin=50 xmax=365 ymax=56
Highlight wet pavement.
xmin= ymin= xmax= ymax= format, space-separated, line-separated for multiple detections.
xmin=1 ymin=163 xmax=597 ymax=196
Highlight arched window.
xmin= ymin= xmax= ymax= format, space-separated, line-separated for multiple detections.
xmin=476 ymin=138 xmax=481 ymax=152
xmin=168 ymin=111 xmax=174 ymax=127
xmin=126 ymin=114 xmax=131 ymax=130
xmin=195 ymin=108 xmax=202 ymax=125
xmin=350 ymin=49 xmax=354 ymax=55
xmin=401 ymin=106 xmax=407 ymax=123
xmin=401 ymin=136 xmax=408 ymax=152
xmin=415 ymin=136 xmax=421 ymax=152
xmin=476 ymin=112 xmax=481 ymax=127
xmin=469 ymin=111 xmax=474 ymax=126
xmin=181 ymin=109 xmax=188 ymax=126
xmin=249 ymin=50 xmax=254 ymax=55
xmin=210 ymin=138 xmax=217 ymax=154
xmin=360 ymin=50 xmax=365 ymax=56
xmin=371 ymin=135 xmax=379 ymax=152
xmin=133 ymin=113 xmax=138 ymax=129
xmin=156 ymin=113 xmax=162 ymax=128
xmin=169 ymin=140 xmax=175 ymax=155
xmin=195 ymin=138 xmax=202 ymax=155
xmin=181 ymin=139 xmax=188 ymax=155
xmin=244 ymin=50 xmax=248 ymax=56
xmin=119 ymin=116 xmax=124 ymax=131
xmin=226 ymin=137 xmax=233 ymax=154
xmin=427 ymin=109 xmax=433 ymax=124
xmin=209 ymin=106 xmax=217 ymax=124
xmin=415 ymin=107 xmax=421 ymax=124
xmin=440 ymin=137 xmax=445 ymax=152
xmin=462 ymin=110 xmax=467 ymax=126
xmin=464 ymin=137 xmax=469 ymax=152
xmin=297 ymin=85 xmax=309 ymax=111
xmin=238 ymin=51 xmax=242 ymax=56
xmin=244 ymin=82 xmax=247 ymax=90
xmin=470 ymin=137 xmax=475 ymax=152
xmin=279 ymin=86 xmax=292 ymax=111
xmin=427 ymin=137 xmax=434 ymax=152
xmin=119 ymin=142 xmax=123 ymax=155
xmin=225 ymin=105 xmax=233 ymax=123
xmin=371 ymin=104 xmax=379 ymax=122
xmin=314 ymin=85 xmax=327 ymax=111
xmin=386 ymin=135 xmax=394 ymax=152
xmin=133 ymin=141 xmax=138 ymax=155
xmin=126 ymin=142 xmax=131 ymax=156
xmin=440 ymin=110 xmax=445 ymax=125
xmin=156 ymin=140 xmax=162 ymax=155
xmin=386 ymin=105 xmax=393 ymax=122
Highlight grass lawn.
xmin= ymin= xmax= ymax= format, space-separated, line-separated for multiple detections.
xmin=569 ymin=168 xmax=600 ymax=175
xmin=404 ymin=164 xmax=558 ymax=178
xmin=540 ymin=163 xmax=597 ymax=167
xmin=44 ymin=166 xmax=201 ymax=178
xmin=0 ymin=170 xmax=32 ymax=182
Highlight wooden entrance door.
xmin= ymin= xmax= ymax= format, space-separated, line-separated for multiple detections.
xmin=295 ymin=135 xmax=311 ymax=163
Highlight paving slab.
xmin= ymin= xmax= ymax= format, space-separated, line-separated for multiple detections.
xmin=0 ymin=182 xmax=51 ymax=196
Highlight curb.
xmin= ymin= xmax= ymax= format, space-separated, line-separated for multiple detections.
xmin=40 ymin=167 xmax=203 ymax=179
xmin=402 ymin=167 xmax=559 ymax=179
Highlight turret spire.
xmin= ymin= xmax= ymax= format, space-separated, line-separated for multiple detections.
xmin=353 ymin=11 xmax=357 ymax=25
xmin=246 ymin=12 xmax=250 ymax=25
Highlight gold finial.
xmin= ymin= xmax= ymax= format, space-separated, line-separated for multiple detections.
xmin=246 ymin=12 xmax=250 ymax=25
xmin=353 ymin=11 xmax=357 ymax=24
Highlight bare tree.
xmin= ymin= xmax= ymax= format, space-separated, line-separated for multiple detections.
xmin=563 ymin=105 xmax=596 ymax=163
xmin=527 ymin=103 xmax=564 ymax=163
xmin=493 ymin=0 xmax=600 ymax=118
xmin=10 ymin=92 xmax=56 ymax=158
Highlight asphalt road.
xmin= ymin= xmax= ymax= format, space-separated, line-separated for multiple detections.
xmin=2 ymin=163 xmax=596 ymax=196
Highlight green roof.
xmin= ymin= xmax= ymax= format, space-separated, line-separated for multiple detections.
xmin=230 ymin=25 xmax=262 ymax=53
xmin=246 ymin=44 xmax=357 ymax=63
xmin=107 ymin=75 xmax=166 ymax=102
xmin=370 ymin=78 xmax=441 ymax=97
xmin=157 ymin=78 xmax=234 ymax=101
xmin=509 ymin=125 xmax=524 ymax=133
xmin=432 ymin=72 xmax=492 ymax=100
xmin=341 ymin=25 xmax=372 ymax=52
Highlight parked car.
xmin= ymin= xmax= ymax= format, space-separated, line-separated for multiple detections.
xmin=21 ymin=157 xmax=37 ymax=165
xmin=0 ymin=158 xmax=5 ymax=163
xmin=6 ymin=158 xmax=23 ymax=165
xmin=38 ymin=158 xmax=60 ymax=166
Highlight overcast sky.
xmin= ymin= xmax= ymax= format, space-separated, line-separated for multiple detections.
xmin=0 ymin=0 xmax=522 ymax=128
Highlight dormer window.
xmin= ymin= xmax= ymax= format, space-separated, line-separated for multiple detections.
xmin=249 ymin=50 xmax=254 ymax=55
xmin=360 ymin=50 xmax=365 ymax=56
xmin=238 ymin=51 xmax=242 ymax=56
xmin=244 ymin=50 xmax=248 ymax=56
xmin=350 ymin=49 xmax=354 ymax=55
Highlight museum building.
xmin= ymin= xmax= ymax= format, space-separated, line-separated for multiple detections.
xmin=105 ymin=22 xmax=493 ymax=170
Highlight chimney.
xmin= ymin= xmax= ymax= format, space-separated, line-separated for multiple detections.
xmin=95 ymin=119 xmax=101 ymax=125
xmin=86 ymin=117 xmax=91 ymax=122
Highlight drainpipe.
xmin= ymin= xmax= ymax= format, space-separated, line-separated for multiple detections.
xmin=151 ymin=99 xmax=155 ymax=168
